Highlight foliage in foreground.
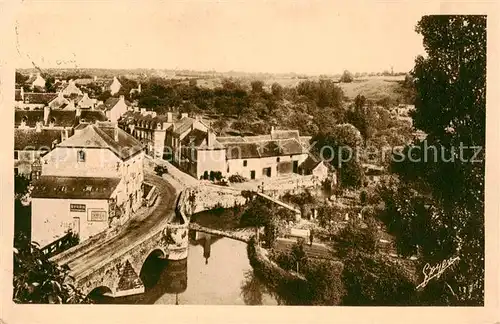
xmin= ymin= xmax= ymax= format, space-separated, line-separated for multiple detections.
xmin=13 ymin=234 xmax=90 ymax=304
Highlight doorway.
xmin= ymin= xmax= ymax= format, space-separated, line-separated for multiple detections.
xmin=250 ymin=170 xmax=256 ymax=180
xmin=263 ymin=167 xmax=272 ymax=177
xmin=72 ymin=217 xmax=80 ymax=236
xmin=293 ymin=160 xmax=299 ymax=173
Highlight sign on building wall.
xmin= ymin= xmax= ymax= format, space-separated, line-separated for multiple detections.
xmin=70 ymin=204 xmax=86 ymax=212
xmin=89 ymin=210 xmax=107 ymax=222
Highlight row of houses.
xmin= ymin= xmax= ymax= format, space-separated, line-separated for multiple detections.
xmin=118 ymin=110 xmax=329 ymax=181
xmin=27 ymin=121 xmax=145 ymax=248
xmin=19 ymin=72 xmax=122 ymax=96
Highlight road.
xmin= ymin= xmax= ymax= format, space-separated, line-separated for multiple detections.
xmin=59 ymin=172 xmax=178 ymax=278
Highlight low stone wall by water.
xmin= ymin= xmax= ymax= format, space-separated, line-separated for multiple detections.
xmin=246 ymin=237 xmax=309 ymax=305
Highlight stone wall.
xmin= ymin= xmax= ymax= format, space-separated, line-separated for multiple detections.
xmin=177 ymin=184 xmax=247 ymax=220
xmin=73 ymin=220 xmax=188 ymax=297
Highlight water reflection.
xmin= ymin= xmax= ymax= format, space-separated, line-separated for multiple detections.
xmin=91 ymin=230 xmax=277 ymax=305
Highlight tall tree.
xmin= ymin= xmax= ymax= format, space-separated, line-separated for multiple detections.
xmin=382 ymin=15 xmax=486 ymax=305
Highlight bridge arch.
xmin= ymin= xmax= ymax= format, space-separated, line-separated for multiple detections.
xmin=87 ymin=286 xmax=113 ymax=301
xmin=139 ymin=248 xmax=168 ymax=288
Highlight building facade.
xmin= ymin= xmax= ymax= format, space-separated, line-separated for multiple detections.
xmin=30 ymin=123 xmax=145 ymax=247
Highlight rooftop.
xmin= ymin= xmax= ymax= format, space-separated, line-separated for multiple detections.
xmin=14 ymin=129 xmax=62 ymax=151
xmin=57 ymin=124 xmax=143 ymax=160
xmin=23 ymin=92 xmax=58 ymax=105
xmin=31 ymin=176 xmax=120 ymax=200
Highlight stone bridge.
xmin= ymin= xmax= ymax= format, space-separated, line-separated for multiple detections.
xmin=56 ymin=180 xmax=298 ymax=298
xmin=51 ymin=173 xmax=190 ymax=298
xmin=70 ymin=221 xmax=189 ymax=297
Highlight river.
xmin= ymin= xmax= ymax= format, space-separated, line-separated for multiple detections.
xmin=91 ymin=230 xmax=279 ymax=305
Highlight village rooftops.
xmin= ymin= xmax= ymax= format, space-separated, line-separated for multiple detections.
xmin=181 ymin=128 xmax=225 ymax=149
xmin=22 ymin=92 xmax=58 ymax=105
xmin=31 ymin=176 xmax=120 ymax=200
xmin=14 ymin=129 xmax=63 ymax=151
xmin=97 ymin=96 xmax=131 ymax=112
xmin=56 ymin=123 xmax=144 ymax=160
xmin=224 ymin=138 xmax=304 ymax=159
xmin=79 ymin=110 xmax=107 ymax=123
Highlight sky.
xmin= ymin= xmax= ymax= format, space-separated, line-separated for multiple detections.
xmin=13 ymin=0 xmax=431 ymax=75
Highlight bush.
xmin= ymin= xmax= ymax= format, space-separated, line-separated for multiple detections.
xmin=229 ymin=174 xmax=247 ymax=183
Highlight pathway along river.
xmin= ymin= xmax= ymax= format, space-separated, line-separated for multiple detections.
xmin=90 ymin=230 xmax=279 ymax=305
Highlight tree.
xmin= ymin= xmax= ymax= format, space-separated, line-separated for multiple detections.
xmin=250 ymin=80 xmax=264 ymax=94
xmin=44 ymin=75 xmax=56 ymax=93
xmin=97 ymin=91 xmax=112 ymax=102
xmin=305 ymin=261 xmax=345 ymax=305
xmin=311 ymin=123 xmax=364 ymax=188
xmin=271 ymin=82 xmax=283 ymax=98
xmin=13 ymin=233 xmax=90 ymax=304
xmin=339 ymin=70 xmax=354 ymax=83
xmin=16 ymin=72 xmax=29 ymax=85
xmin=381 ymin=15 xmax=486 ymax=305
xmin=212 ymin=119 xmax=228 ymax=135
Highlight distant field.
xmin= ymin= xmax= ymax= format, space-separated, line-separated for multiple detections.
xmin=338 ymin=76 xmax=406 ymax=102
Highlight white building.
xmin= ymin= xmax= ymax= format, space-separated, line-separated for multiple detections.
xmin=97 ymin=95 xmax=129 ymax=123
xmin=30 ymin=122 xmax=145 ymax=247
xmin=180 ymin=127 xmax=310 ymax=180
xmin=107 ymin=76 xmax=122 ymax=95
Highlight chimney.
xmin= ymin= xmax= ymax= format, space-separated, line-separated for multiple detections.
xmin=181 ymin=113 xmax=188 ymax=119
xmin=76 ymin=107 xmax=81 ymax=117
xmin=43 ymin=106 xmax=50 ymax=125
xmin=207 ymin=129 xmax=216 ymax=147
xmin=64 ymin=128 xmax=69 ymax=140
xmin=114 ymin=123 xmax=119 ymax=141
xmin=119 ymin=95 xmax=125 ymax=102
xmin=35 ymin=121 xmax=42 ymax=132
xmin=20 ymin=87 xmax=24 ymax=100
xmin=167 ymin=112 xmax=173 ymax=123
xmin=51 ymin=139 xmax=58 ymax=149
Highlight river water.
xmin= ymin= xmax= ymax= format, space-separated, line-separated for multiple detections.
xmin=91 ymin=230 xmax=278 ymax=305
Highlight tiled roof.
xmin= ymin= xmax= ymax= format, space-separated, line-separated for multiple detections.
xmin=181 ymin=128 xmax=207 ymax=147
xmin=31 ymin=176 xmax=120 ymax=200
xmin=98 ymin=97 xmax=121 ymax=111
xmin=271 ymin=130 xmax=300 ymax=140
xmin=48 ymin=110 xmax=77 ymax=127
xmin=299 ymin=155 xmax=323 ymax=173
xmin=23 ymin=93 xmax=58 ymax=105
xmin=224 ymin=138 xmax=304 ymax=159
xmin=74 ymin=123 xmax=89 ymax=130
xmin=74 ymin=78 xmax=95 ymax=85
xmin=14 ymin=129 xmax=62 ymax=151
xmin=170 ymin=117 xmax=194 ymax=135
xmin=15 ymin=111 xmax=44 ymax=128
xmin=79 ymin=110 xmax=107 ymax=123
xmin=57 ymin=124 xmax=143 ymax=160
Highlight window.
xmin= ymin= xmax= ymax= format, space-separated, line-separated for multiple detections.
xmin=276 ymin=157 xmax=280 ymax=163
xmin=14 ymin=151 xmax=18 ymax=160
xmin=77 ymin=150 xmax=86 ymax=162
xmin=243 ymin=160 xmax=247 ymax=167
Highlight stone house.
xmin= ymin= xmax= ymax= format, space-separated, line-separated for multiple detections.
xmin=30 ymin=123 xmax=145 ymax=247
